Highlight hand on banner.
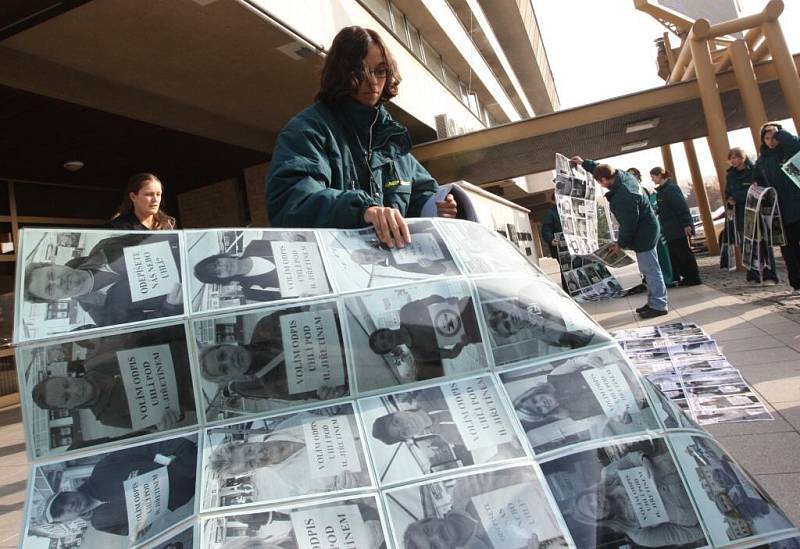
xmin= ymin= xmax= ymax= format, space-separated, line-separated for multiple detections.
xmin=156 ymin=409 xmax=180 ymax=430
xmin=607 ymin=242 xmax=621 ymax=255
xmin=165 ymin=282 xmax=183 ymax=305
xmin=551 ymin=239 xmax=558 ymax=247
xmin=569 ymin=155 xmax=584 ymax=166
xmin=684 ymin=226 xmax=694 ymax=238
xmin=435 ymin=194 xmax=458 ymax=218
xmin=727 ymin=197 xmax=736 ymax=206
xmin=364 ymin=206 xmax=411 ymax=249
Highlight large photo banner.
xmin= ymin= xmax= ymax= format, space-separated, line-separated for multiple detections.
xmin=12 ymin=221 xmax=798 ymax=549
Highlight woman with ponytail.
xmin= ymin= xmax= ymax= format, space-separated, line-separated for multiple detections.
xmin=109 ymin=172 xmax=176 ymax=230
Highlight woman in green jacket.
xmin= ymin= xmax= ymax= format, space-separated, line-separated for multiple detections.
xmin=754 ymin=122 xmax=800 ymax=293
xmin=725 ymin=147 xmax=774 ymax=283
xmin=651 ymin=167 xmax=702 ymax=286
xmin=266 ymin=26 xmax=456 ymax=247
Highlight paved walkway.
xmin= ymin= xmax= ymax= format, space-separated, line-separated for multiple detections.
xmin=582 ymin=281 xmax=800 ymax=527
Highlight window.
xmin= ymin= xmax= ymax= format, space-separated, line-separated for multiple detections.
xmin=421 ymin=37 xmax=444 ymax=80
xmin=362 ymin=0 xmax=391 ymax=27
xmin=389 ymin=3 xmax=409 ymax=48
xmin=407 ymin=22 xmax=424 ymax=59
xmin=443 ymin=63 xmax=460 ymax=95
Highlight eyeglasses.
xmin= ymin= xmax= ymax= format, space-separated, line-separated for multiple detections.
xmin=360 ymin=66 xmax=390 ymax=80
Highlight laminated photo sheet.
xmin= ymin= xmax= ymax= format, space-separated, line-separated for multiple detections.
xmin=614 ymin=323 xmax=772 ymax=425
xmin=20 ymin=432 xmax=202 ymax=549
xmin=497 ymin=345 xmax=661 ymax=457
xmin=201 ymin=493 xmax=390 ymax=549
xmin=475 ymin=274 xmax=609 ymax=369
xmin=434 ymin=218 xmax=540 ymax=275
xmin=147 ymin=523 xmax=196 ymax=549
xmin=190 ymin=300 xmax=351 ymax=423
xmin=185 ymin=229 xmax=333 ymax=315
xmin=667 ymin=433 xmax=796 ymax=547
xmin=200 ymin=402 xmax=373 ymax=512
xmin=317 ymin=219 xmax=461 ymax=293
xmin=14 ymin=228 xmax=187 ymax=343
xmin=382 ymin=463 xmax=570 ymax=549
xmin=341 ymin=278 xmax=490 ymax=393
xmin=12 ymin=225 xmax=799 ymax=549
xmin=539 ymin=435 xmax=710 ymax=549
xmin=781 ymin=148 xmax=800 ymax=190
xmin=16 ymin=321 xmax=200 ymax=460
xmin=357 ymin=373 xmax=528 ymax=487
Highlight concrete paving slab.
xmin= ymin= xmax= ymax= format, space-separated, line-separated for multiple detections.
xmin=724 ymin=346 xmax=800 ymax=368
xmin=717 ymin=334 xmax=784 ymax=353
xmin=713 ymin=432 xmax=800 ymax=475
xmin=708 ymin=325 xmax=769 ymax=341
xmin=753 ymin=473 xmax=800 ymax=526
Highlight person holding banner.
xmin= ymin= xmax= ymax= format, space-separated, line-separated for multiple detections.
xmin=628 ymin=168 xmax=674 ymax=287
xmin=754 ymin=122 xmax=800 ymax=293
xmin=23 ymin=233 xmax=183 ymax=328
xmin=30 ymin=329 xmax=195 ymax=448
xmin=199 ymin=307 xmax=348 ymax=403
xmin=266 ymin=26 xmax=456 ymax=248
xmin=350 ymin=239 xmax=449 ymax=275
xmin=726 ymin=148 xmax=771 ymax=284
xmin=570 ymin=450 xmax=704 ymax=547
xmin=42 ymin=437 xmax=198 ymax=538
xmin=109 ymin=173 xmax=176 ymax=230
xmin=650 ymin=167 xmax=701 ymax=287
xmin=571 ymin=156 xmax=667 ymax=319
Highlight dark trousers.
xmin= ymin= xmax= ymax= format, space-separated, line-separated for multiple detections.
xmin=667 ymin=237 xmax=701 ymax=284
xmin=781 ymin=220 xmax=800 ymax=290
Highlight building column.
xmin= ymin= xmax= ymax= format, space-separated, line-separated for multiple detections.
xmin=762 ymin=2 xmax=800 ymax=129
xmin=683 ymin=140 xmax=720 ymax=255
xmin=660 ymin=144 xmax=677 ymax=179
xmin=689 ymin=22 xmax=731 ymax=200
xmin=729 ymin=39 xmax=768 ymax=150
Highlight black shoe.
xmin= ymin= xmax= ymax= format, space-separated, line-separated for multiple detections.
xmin=639 ymin=307 xmax=668 ymax=319
xmin=635 ymin=304 xmax=650 ymax=314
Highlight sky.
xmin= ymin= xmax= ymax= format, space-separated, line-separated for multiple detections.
xmin=532 ymin=0 xmax=799 ymax=189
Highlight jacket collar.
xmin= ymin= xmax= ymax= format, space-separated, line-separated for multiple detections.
xmin=655 ymin=178 xmax=675 ymax=193
xmin=727 ymin=158 xmax=754 ymax=174
xmin=334 ymin=98 xmax=411 ymax=161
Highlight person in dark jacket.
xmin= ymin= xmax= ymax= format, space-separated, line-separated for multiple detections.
xmin=754 ymin=122 xmax=800 ymax=293
xmin=629 ymin=167 xmax=674 ymax=287
xmin=267 ymin=26 xmax=456 ymax=247
xmin=43 ymin=437 xmax=198 ymax=538
xmin=726 ymin=148 xmax=775 ymax=283
xmin=109 ymin=173 xmax=176 ymax=230
xmin=540 ymin=193 xmax=563 ymax=259
xmin=650 ymin=167 xmax=701 ymax=286
xmin=572 ymin=156 xmax=667 ymax=318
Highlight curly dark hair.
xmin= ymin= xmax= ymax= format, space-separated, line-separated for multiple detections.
xmin=316 ymin=26 xmax=400 ymax=105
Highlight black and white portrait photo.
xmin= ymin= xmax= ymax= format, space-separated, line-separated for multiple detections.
xmin=201 ymin=404 xmax=371 ymax=510
xmin=540 ymin=437 xmax=706 ymax=549
xmin=500 ymin=347 xmax=658 ymax=455
xmin=670 ymin=435 xmax=793 ymax=546
xmin=319 ymin=219 xmax=460 ymax=292
xmin=186 ymin=229 xmax=332 ymax=314
xmin=384 ymin=465 xmax=568 ymax=549
xmin=202 ymin=496 xmax=387 ymax=549
xmin=192 ymin=301 xmax=349 ymax=421
xmin=435 ymin=219 xmax=536 ymax=275
xmin=22 ymin=435 xmax=199 ymax=548
xmin=343 ymin=280 xmax=487 ymax=392
xmin=17 ymin=323 xmax=197 ymax=458
xmin=17 ymin=229 xmax=184 ymax=341
xmin=358 ymin=375 xmax=525 ymax=485
xmin=476 ymin=276 xmax=607 ymax=369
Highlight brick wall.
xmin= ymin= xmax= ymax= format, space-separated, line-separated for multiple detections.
xmin=177 ymin=178 xmax=246 ymax=228
xmin=244 ymin=161 xmax=270 ymax=227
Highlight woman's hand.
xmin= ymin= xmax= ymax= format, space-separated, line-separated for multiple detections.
xmin=364 ymin=206 xmax=411 ymax=248
xmin=436 ymin=194 xmax=458 ymax=218
xmin=165 ymin=282 xmax=183 ymax=305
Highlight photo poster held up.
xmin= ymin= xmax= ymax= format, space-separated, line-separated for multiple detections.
xmin=720 ymin=204 xmax=738 ymax=272
xmin=12 ymin=223 xmax=799 ymax=549
xmin=742 ymin=186 xmax=785 ymax=282
xmin=553 ymin=154 xmax=627 ymax=302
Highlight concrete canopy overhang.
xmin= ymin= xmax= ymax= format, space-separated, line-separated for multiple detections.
xmin=0 ymin=0 xmax=436 ymax=159
xmin=413 ymin=53 xmax=800 ymax=210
